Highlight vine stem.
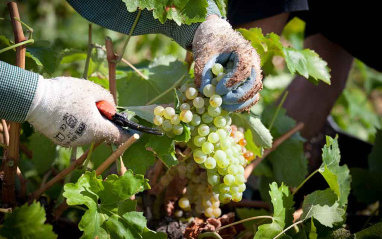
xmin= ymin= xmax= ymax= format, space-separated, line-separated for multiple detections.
xmin=114 ymin=9 xmax=142 ymax=63
xmin=2 ymin=2 xmax=26 ymax=206
xmin=198 ymin=232 xmax=222 ymax=239
xmin=83 ymin=24 xmax=92 ymax=80
xmin=269 ymin=91 xmax=288 ymax=130
xmin=146 ymin=74 xmax=187 ymax=105
xmin=244 ymin=122 xmax=304 ymax=180
xmin=29 ymin=142 xmax=102 ymax=202
xmin=273 ymin=220 xmax=305 ymax=239
xmin=13 ymin=17 xmax=33 ymax=39
xmin=82 ymin=142 xmax=95 ymax=170
xmin=217 ymin=216 xmax=273 ymax=232
xmin=105 ymin=36 xmax=118 ymax=103
xmin=292 ymin=169 xmax=319 ymax=196
xmin=0 ymin=39 xmax=34 ymax=54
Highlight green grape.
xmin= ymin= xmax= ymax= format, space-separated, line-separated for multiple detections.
xmin=202 ymin=142 xmax=214 ymax=154
xmin=202 ymin=113 xmax=213 ymax=124
xmin=186 ymin=87 xmax=198 ymax=100
xmin=209 ymin=126 xmax=217 ymax=132
xmin=180 ymin=110 xmax=193 ymax=123
xmin=238 ymin=183 xmax=246 ymax=192
xmin=162 ymin=120 xmax=173 ymax=131
xmin=193 ymin=97 xmax=204 ymax=108
xmin=228 ymin=165 xmax=238 ymax=175
xmin=211 ymin=201 xmax=220 ymax=209
xmin=208 ymin=106 xmax=221 ymax=118
xmin=214 ymin=150 xmax=226 ymax=161
xmin=223 ymin=174 xmax=235 ymax=186
xmin=153 ymin=116 xmax=163 ymax=126
xmin=171 ymin=114 xmax=181 ymax=125
xmin=208 ymin=132 xmax=219 ymax=143
xmin=178 ymin=197 xmax=190 ymax=209
xmin=218 ymin=166 xmax=228 ymax=175
xmin=210 ymin=194 xmax=219 ymax=202
xmin=207 ymin=174 xmax=220 ymax=185
xmin=204 ymin=157 xmax=216 ymax=169
xmin=231 ymin=192 xmax=243 ymax=202
xmin=190 ymin=114 xmax=201 ymax=126
xmin=172 ymin=124 xmax=184 ymax=135
xmin=154 ymin=106 xmax=164 ymax=116
xmin=238 ymin=155 xmax=245 ymax=166
xmin=220 ymin=138 xmax=231 ymax=150
xmin=174 ymin=210 xmax=183 ymax=218
xmin=219 ymin=184 xmax=230 ymax=194
xmin=211 ymin=78 xmax=218 ymax=86
xmin=202 ymin=84 xmax=216 ymax=97
xmin=204 ymin=207 xmax=214 ymax=217
xmin=225 ymin=148 xmax=233 ymax=158
xmin=193 ymin=149 xmax=207 ymax=164
xmin=217 ymin=158 xmax=229 ymax=168
xmin=213 ymin=116 xmax=227 ymax=128
xmin=212 ymin=63 xmax=224 ymax=75
xmin=229 ymin=157 xmax=239 ymax=165
xmin=196 ymin=107 xmax=205 ymax=115
xmin=202 ymin=199 xmax=212 ymax=208
xmin=235 ymin=174 xmax=245 ymax=185
xmin=230 ymin=186 xmax=240 ymax=194
xmin=224 ymin=115 xmax=232 ymax=126
xmin=213 ymin=208 xmax=222 ymax=217
xmin=237 ymin=165 xmax=245 ymax=175
xmin=166 ymin=131 xmax=175 ymax=138
xmin=180 ymin=103 xmax=190 ymax=111
xmin=216 ymin=129 xmax=228 ymax=139
xmin=180 ymin=83 xmax=189 ymax=92
xmin=198 ymin=124 xmax=210 ymax=137
xmin=193 ymin=135 xmax=206 ymax=147
xmin=209 ymin=94 xmax=223 ymax=107
xmin=163 ymin=107 xmax=175 ymax=119
xmin=219 ymin=193 xmax=232 ymax=204
xmin=216 ymin=72 xmax=225 ymax=82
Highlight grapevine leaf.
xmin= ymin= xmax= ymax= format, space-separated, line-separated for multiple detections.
xmin=319 ymin=136 xmax=351 ymax=207
xmin=121 ymin=0 xmax=208 ymax=25
xmin=142 ymin=227 xmax=167 ymax=239
xmin=231 ymin=113 xmax=273 ymax=148
xmin=261 ymin=106 xmax=308 ymax=187
xmin=26 ymin=40 xmax=58 ymax=74
xmin=254 ymin=182 xmax=294 ymax=239
xmin=244 ymin=129 xmax=263 ymax=158
xmin=125 ymin=105 xmax=156 ymax=124
xmin=27 ymin=133 xmax=56 ymax=174
xmin=173 ymin=123 xmax=191 ymax=142
xmin=63 ymin=171 xmax=149 ymax=239
xmin=213 ymin=0 xmax=227 ymax=16
xmin=160 ymin=153 xmax=179 ymax=168
xmin=0 ymin=202 xmax=57 ymax=239
xmin=123 ymin=134 xmax=155 ymax=175
xmin=309 ymin=218 xmax=318 ymax=239
xmin=301 ymin=189 xmax=345 ymax=228
xmin=235 ymin=208 xmax=269 ymax=229
xmin=238 ymin=28 xmax=331 ymax=84
xmin=117 ymin=56 xmax=188 ymax=106
xmin=354 ymin=222 xmax=382 ymax=239
xmin=147 ymin=135 xmax=175 ymax=157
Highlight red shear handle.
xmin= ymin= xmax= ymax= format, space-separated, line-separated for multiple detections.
xmin=96 ymin=100 xmax=116 ymax=121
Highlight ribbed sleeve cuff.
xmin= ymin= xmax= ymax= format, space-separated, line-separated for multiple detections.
xmin=0 ymin=61 xmax=39 ymax=122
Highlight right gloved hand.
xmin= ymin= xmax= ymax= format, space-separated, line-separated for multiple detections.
xmin=26 ymin=76 xmax=131 ymax=147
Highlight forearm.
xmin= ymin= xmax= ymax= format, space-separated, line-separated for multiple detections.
xmin=66 ymin=0 xmax=221 ymax=50
xmin=0 ymin=61 xmax=39 ymax=122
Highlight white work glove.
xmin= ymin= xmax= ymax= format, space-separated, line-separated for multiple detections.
xmin=193 ymin=17 xmax=263 ymax=112
xmin=26 ymin=76 xmax=130 ymax=147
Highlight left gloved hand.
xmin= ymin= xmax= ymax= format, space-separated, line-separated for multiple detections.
xmin=193 ymin=17 xmax=263 ymax=112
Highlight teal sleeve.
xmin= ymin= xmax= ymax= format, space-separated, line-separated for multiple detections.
xmin=0 ymin=61 xmax=39 ymax=122
xmin=66 ymin=0 xmax=221 ymax=50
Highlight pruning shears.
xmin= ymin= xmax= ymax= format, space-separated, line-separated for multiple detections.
xmin=96 ymin=100 xmax=163 ymax=136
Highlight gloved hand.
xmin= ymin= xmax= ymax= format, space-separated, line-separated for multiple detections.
xmin=193 ymin=17 xmax=263 ymax=112
xmin=26 ymin=76 xmax=130 ymax=147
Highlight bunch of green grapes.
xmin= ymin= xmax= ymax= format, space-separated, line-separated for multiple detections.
xmin=154 ymin=63 xmax=255 ymax=217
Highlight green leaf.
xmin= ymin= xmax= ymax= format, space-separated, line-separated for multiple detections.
xmin=213 ymin=0 xmax=227 ymax=16
xmin=147 ymin=135 xmax=175 ymax=157
xmin=63 ymin=171 xmax=150 ymax=239
xmin=301 ymin=189 xmax=345 ymax=228
xmin=309 ymin=218 xmax=318 ymax=239
xmin=254 ymin=182 xmax=294 ymax=239
xmin=238 ymin=28 xmax=331 ymax=84
xmin=121 ymin=0 xmax=208 ymax=25
xmin=123 ymin=134 xmax=155 ymax=175
xmin=235 ymin=208 xmax=269 ymax=229
xmin=26 ymin=40 xmax=58 ymax=74
xmin=125 ymin=105 xmax=156 ymax=124
xmin=319 ymin=136 xmax=351 ymax=207
xmin=231 ymin=113 xmax=273 ymax=148
xmin=160 ymin=153 xmax=179 ymax=168
xmin=117 ymin=56 xmax=188 ymax=106
xmin=142 ymin=227 xmax=167 ymax=239
xmin=244 ymin=129 xmax=263 ymax=158
xmin=27 ymin=133 xmax=56 ymax=174
xmin=0 ymin=202 xmax=57 ymax=239
xmin=354 ymin=222 xmax=382 ymax=239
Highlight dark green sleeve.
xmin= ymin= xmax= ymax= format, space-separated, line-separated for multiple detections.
xmin=66 ymin=0 xmax=221 ymax=50
xmin=0 ymin=61 xmax=39 ymax=122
